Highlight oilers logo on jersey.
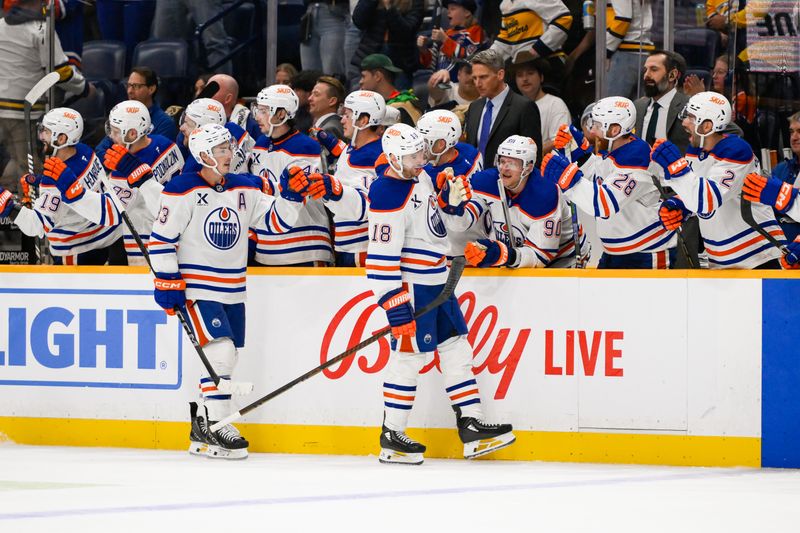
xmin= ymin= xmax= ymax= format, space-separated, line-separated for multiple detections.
xmin=427 ymin=196 xmax=447 ymax=238
xmin=493 ymin=218 xmax=525 ymax=248
xmin=204 ymin=207 xmax=241 ymax=250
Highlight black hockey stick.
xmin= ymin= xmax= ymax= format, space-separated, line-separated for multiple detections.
xmin=210 ymin=255 xmax=468 ymax=431
xmin=740 ymin=151 xmax=789 ymax=256
xmin=101 ymin=177 xmax=251 ymax=394
xmin=649 ymin=171 xmax=696 ymax=268
xmin=563 ymin=145 xmax=583 ymax=268
xmin=197 ymin=80 xmax=220 ymax=99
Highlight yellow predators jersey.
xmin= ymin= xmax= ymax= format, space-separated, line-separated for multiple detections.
xmin=492 ymin=0 xmax=572 ymax=60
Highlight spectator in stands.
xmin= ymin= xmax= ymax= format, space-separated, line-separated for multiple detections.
xmin=633 ymin=50 xmax=689 ymax=152
xmin=299 ymin=0 xmax=348 ymax=79
xmin=359 ymin=54 xmax=423 ymax=125
xmin=352 ymin=0 xmax=425 ymax=85
xmin=308 ymin=75 xmax=346 ymax=140
xmin=464 ymin=49 xmax=543 ymax=166
xmin=427 ymin=60 xmax=479 ymax=109
xmin=276 ymin=63 xmax=299 ymax=86
xmin=54 ymin=0 xmax=85 ymax=69
xmin=207 ymin=73 xmax=261 ymax=141
xmin=0 ymin=0 xmax=89 ymax=192
xmin=291 ymin=69 xmax=321 ymax=135
xmin=151 ymin=0 xmax=232 ymax=75
xmin=605 ymin=0 xmax=654 ymax=100
xmin=488 ymin=0 xmax=572 ymax=89
xmin=771 ymin=112 xmax=800 ymax=241
xmin=95 ymin=66 xmax=178 ymax=158
xmin=95 ymin=0 xmax=155 ymax=68
xmin=416 ymin=0 xmax=487 ymax=79
xmin=512 ymin=53 xmax=570 ymax=154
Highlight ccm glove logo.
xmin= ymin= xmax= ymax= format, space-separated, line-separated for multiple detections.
xmin=154 ymin=279 xmax=186 ymax=290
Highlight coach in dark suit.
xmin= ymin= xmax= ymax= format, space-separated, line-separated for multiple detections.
xmin=464 ymin=49 xmax=543 ymax=166
xmin=634 ymin=50 xmax=691 ymax=154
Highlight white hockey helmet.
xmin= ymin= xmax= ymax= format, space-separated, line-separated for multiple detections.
xmin=382 ymin=123 xmax=426 ymax=175
xmin=417 ymin=110 xmax=462 ymax=164
xmin=679 ymin=91 xmax=732 ymax=138
xmin=343 ymin=90 xmax=386 ymax=128
xmin=189 ymin=123 xmax=234 ymax=172
xmin=253 ymin=84 xmax=299 ymax=137
xmin=183 ymin=98 xmax=227 ymax=129
xmin=39 ymin=107 xmax=83 ymax=152
xmin=107 ymin=100 xmax=152 ymax=147
xmin=590 ymin=96 xmax=636 ymax=146
xmin=495 ymin=135 xmax=537 ymax=172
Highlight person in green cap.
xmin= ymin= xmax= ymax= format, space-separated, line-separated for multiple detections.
xmin=359 ymin=54 xmax=423 ymax=126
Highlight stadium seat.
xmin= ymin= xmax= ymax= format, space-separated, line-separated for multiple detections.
xmin=81 ymin=40 xmax=127 ymax=81
xmin=71 ymin=86 xmax=107 ymax=146
xmin=132 ymin=39 xmax=190 ymax=79
xmin=674 ymin=29 xmax=720 ymax=70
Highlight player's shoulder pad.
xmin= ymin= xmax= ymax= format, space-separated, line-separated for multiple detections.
xmin=253 ymin=134 xmax=270 ymax=149
xmin=148 ymin=134 xmax=177 ymax=151
xmin=277 ymin=132 xmax=321 ymax=156
xmin=516 ymin=170 xmax=560 ymax=219
xmin=711 ymin=134 xmax=754 ymax=164
xmin=610 ymin=136 xmax=651 ymax=169
xmin=368 ymin=176 xmax=415 ymax=212
xmin=68 ymin=143 xmax=96 ymax=169
xmin=470 ymin=168 xmax=501 ymax=197
xmin=224 ymin=173 xmax=261 ymax=190
xmin=162 ymin=172 xmax=207 ymax=194
xmin=350 ymin=139 xmax=384 ymax=167
xmin=225 ymin=121 xmax=247 ymax=142
xmin=455 ymin=142 xmax=479 ymax=163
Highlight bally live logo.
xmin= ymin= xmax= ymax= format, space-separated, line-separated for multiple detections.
xmin=320 ymin=291 xmax=624 ymax=400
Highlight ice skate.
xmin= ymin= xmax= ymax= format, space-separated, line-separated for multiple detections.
xmin=205 ymin=407 xmax=249 ymax=460
xmin=378 ymin=426 xmax=426 ymax=465
xmin=188 ymin=402 xmax=209 ymax=456
xmin=454 ymin=406 xmax=516 ymax=459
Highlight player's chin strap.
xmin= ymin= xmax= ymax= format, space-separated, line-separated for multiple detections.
xmin=101 ymin=179 xmax=253 ymax=396
xmin=210 ymin=256 xmax=467 ymax=432
xmin=428 ymin=139 xmax=449 ymax=166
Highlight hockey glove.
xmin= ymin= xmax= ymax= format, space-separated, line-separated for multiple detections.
xmin=153 ymin=272 xmax=186 ymax=315
xmin=650 ymin=139 xmax=690 ymax=179
xmin=307 ymin=172 xmax=343 ymax=201
xmin=19 ymin=173 xmax=41 ymax=206
xmin=464 ymin=239 xmax=517 ymax=268
xmin=378 ymin=287 xmax=416 ymax=339
xmin=658 ymin=196 xmax=689 ymax=231
xmin=312 ymin=128 xmax=347 ymax=158
xmin=742 ymin=172 xmax=797 ymax=212
xmin=554 ymin=124 xmax=591 ymax=160
xmin=0 ymin=186 xmax=17 ymax=218
xmin=103 ymin=144 xmax=153 ymax=188
xmin=279 ymin=166 xmax=309 ymax=202
xmin=43 ymin=156 xmax=85 ymax=202
xmin=781 ymin=237 xmax=800 ymax=269
xmin=436 ymin=170 xmax=472 ymax=215
xmin=541 ymin=152 xmax=582 ymax=191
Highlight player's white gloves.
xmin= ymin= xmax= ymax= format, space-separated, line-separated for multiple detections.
xmin=436 ymin=169 xmax=472 ymax=215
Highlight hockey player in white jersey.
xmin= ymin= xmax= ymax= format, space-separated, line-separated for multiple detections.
xmin=0 ymin=108 xmax=123 ymax=264
xmin=249 ymin=84 xmax=332 ymax=266
xmin=417 ymin=109 xmax=486 ymax=258
xmin=149 ymin=124 xmax=305 ymax=458
xmin=652 ymin=92 xmax=784 ymax=269
xmin=460 ymin=135 xmax=584 ymax=268
xmin=367 ymin=123 xmax=514 ymax=465
xmin=101 ymin=100 xmax=185 ymax=265
xmin=178 ymin=98 xmax=254 ymax=175
xmin=542 ymin=96 xmax=677 ymax=268
xmin=306 ymin=90 xmax=386 ymax=267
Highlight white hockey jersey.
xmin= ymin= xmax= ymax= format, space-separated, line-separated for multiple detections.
xmin=666 ymin=135 xmax=784 ymax=269
xmin=568 ymin=136 xmax=677 ymax=255
xmin=149 ymin=172 xmax=302 ymax=304
xmin=104 ymin=134 xmax=184 ymax=260
xmin=366 ymin=170 xmax=450 ymax=301
xmin=12 ymin=143 xmax=121 ymax=256
xmin=456 ymin=167 xmax=582 ymax=267
xmin=249 ymin=130 xmax=333 ymax=265
xmin=490 ymin=0 xmax=573 ymax=60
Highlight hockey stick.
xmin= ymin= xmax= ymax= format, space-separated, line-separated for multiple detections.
xmin=496 ymin=178 xmax=516 ymax=251
xmin=648 ymin=169 xmax=696 ymax=268
xmin=210 ymin=255 xmax=467 ymax=431
xmin=100 ymin=175 xmax=252 ymax=395
xmin=197 ymin=80 xmax=220 ymax=100
xmin=24 ymin=72 xmax=60 ymax=264
xmin=739 ymin=150 xmax=790 ymax=255
xmin=563 ymin=143 xmax=583 ymax=268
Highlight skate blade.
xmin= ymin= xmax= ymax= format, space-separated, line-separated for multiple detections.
xmin=188 ymin=440 xmax=208 ymax=456
xmin=206 ymin=445 xmax=248 ymax=460
xmin=463 ymin=432 xmax=516 ymax=459
xmin=378 ymin=448 xmax=424 ymax=465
